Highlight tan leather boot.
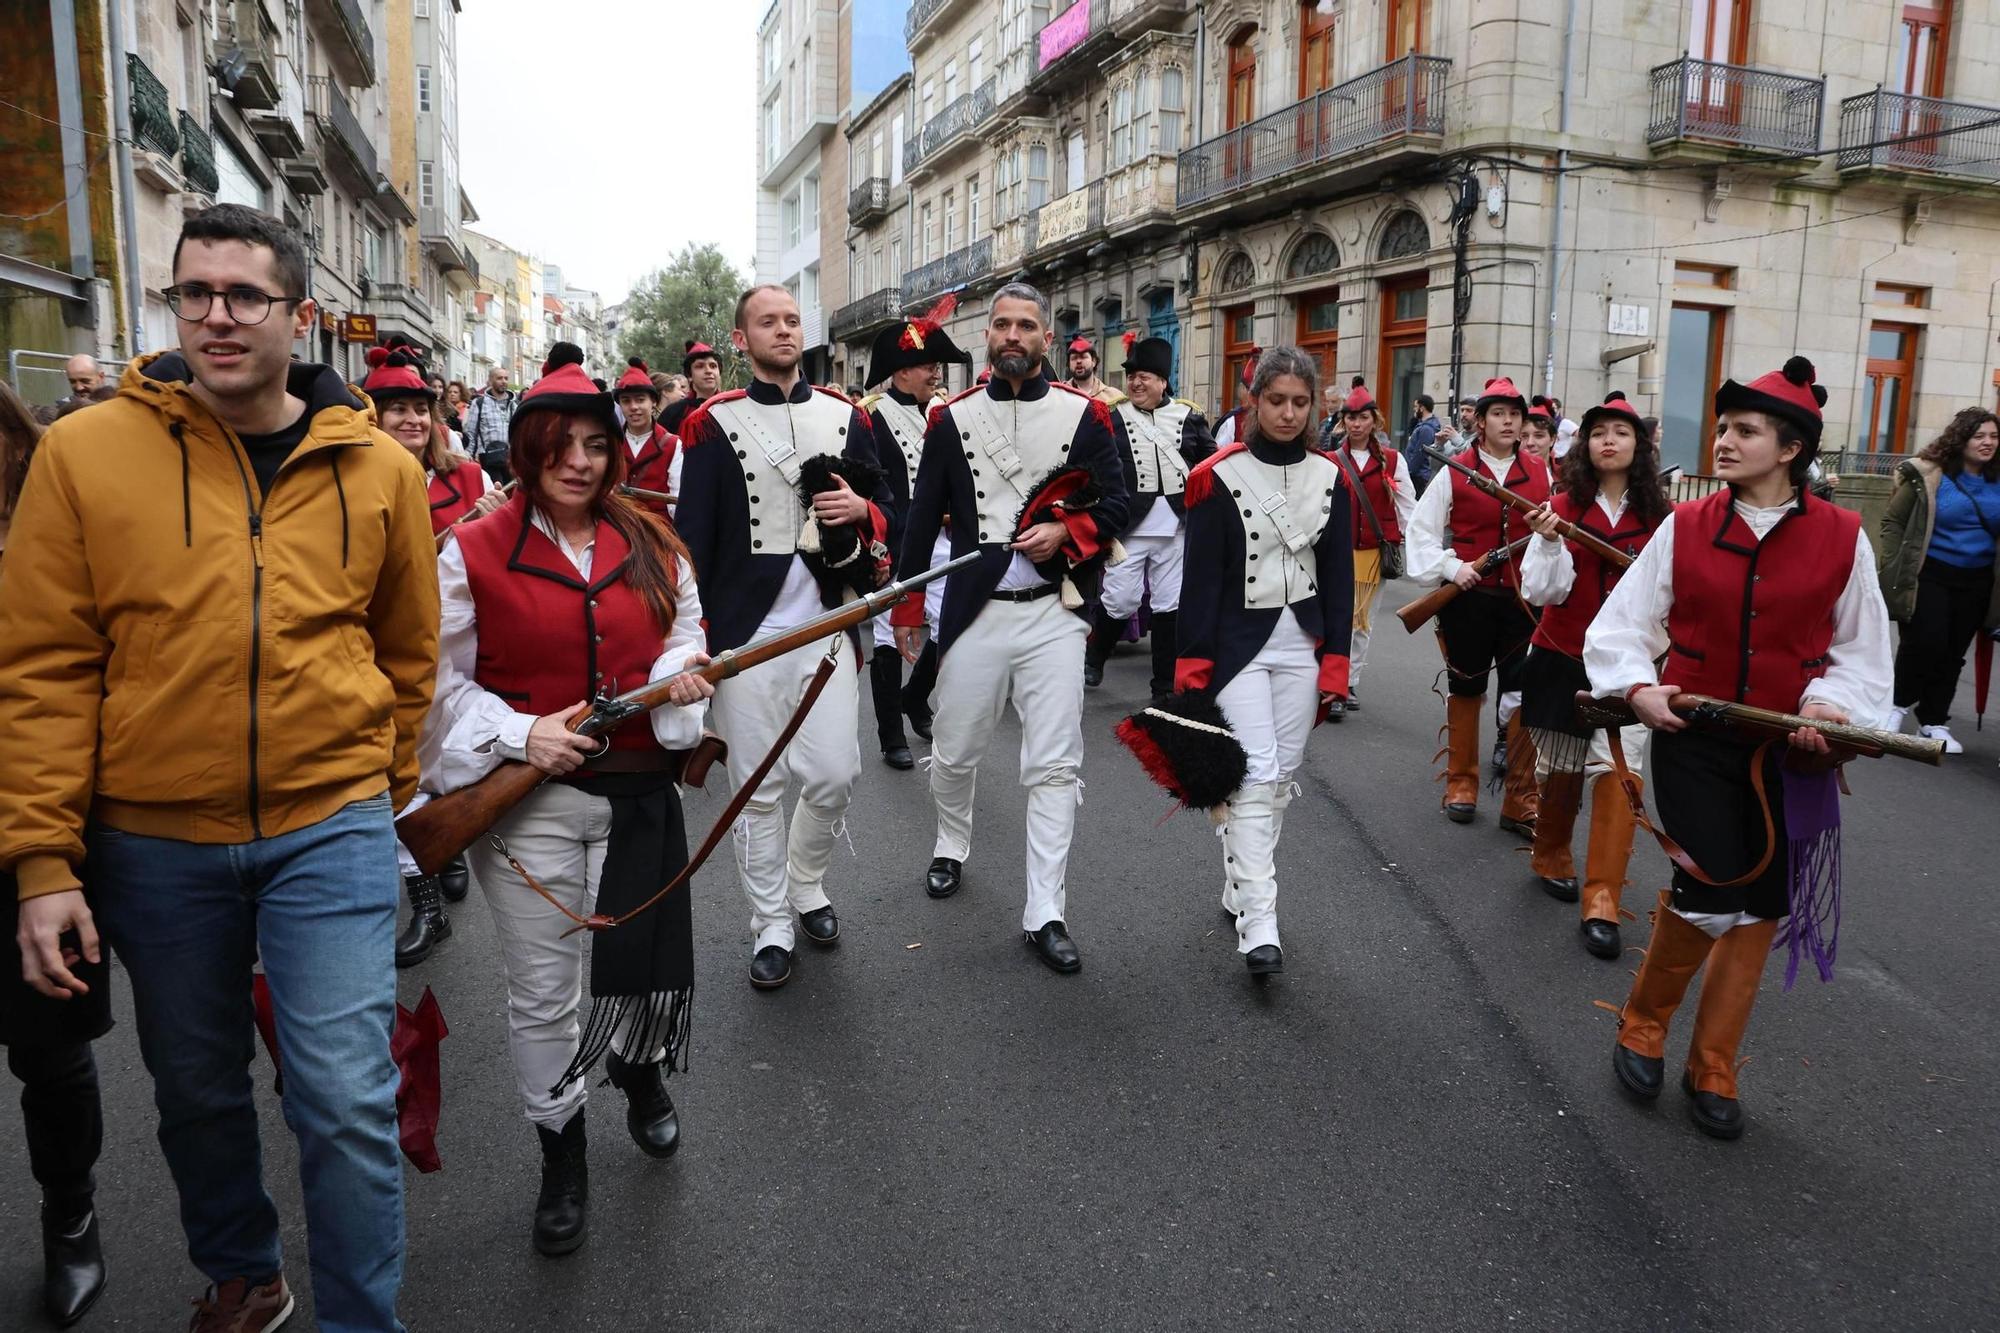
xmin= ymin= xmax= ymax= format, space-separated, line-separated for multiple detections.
xmin=1443 ymin=694 xmax=1482 ymax=822
xmin=1682 ymin=918 xmax=1781 ymax=1139
xmin=1529 ymin=768 xmax=1585 ymax=899
xmin=1612 ymin=891 xmax=1717 ymax=1100
xmin=1579 ymin=773 xmax=1639 ymax=959
xmin=1498 ymin=714 xmax=1540 ymax=837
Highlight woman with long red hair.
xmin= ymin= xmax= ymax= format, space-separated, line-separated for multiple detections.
xmin=423 ymin=361 xmax=714 ymax=1255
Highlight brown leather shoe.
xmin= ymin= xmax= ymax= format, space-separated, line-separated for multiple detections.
xmin=1443 ymin=695 xmax=1482 ymax=821
xmin=189 ymin=1275 xmax=293 ymax=1332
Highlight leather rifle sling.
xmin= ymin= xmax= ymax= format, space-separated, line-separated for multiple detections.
xmin=1603 ymin=727 xmax=1777 ymax=888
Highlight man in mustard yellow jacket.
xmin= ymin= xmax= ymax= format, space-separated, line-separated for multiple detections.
xmin=0 ymin=204 xmax=438 ymax=1333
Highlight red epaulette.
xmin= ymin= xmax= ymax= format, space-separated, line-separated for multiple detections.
xmin=1183 ymin=442 xmax=1249 ymax=509
xmin=811 ymin=384 xmax=853 ymax=405
xmin=678 ymin=388 xmax=748 ymax=445
xmin=928 ymin=379 xmax=987 ymax=430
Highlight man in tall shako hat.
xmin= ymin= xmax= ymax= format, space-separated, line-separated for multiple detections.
xmin=891 ymin=283 xmax=1128 ymax=974
xmin=676 ymin=285 xmax=894 ymax=991
xmin=858 ymin=296 xmax=965 ymax=770
xmin=1085 ymin=332 xmax=1216 ymax=700
xmin=1213 ymin=348 xmax=1262 ymax=447
xmin=613 ymin=356 xmax=680 ymax=519
xmin=1065 ymin=335 xmax=1124 ymax=406
xmin=661 ymin=339 xmax=723 ymax=436
xmin=1586 ymin=355 xmax=1892 ymax=1140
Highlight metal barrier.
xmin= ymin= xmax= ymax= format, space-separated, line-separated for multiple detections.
xmin=8 ymin=350 xmax=131 ymax=409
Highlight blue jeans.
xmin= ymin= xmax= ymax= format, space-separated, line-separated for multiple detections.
xmin=90 ymin=795 xmax=406 ymax=1333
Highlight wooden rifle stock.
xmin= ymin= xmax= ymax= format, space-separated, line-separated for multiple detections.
xmin=393 ymin=550 xmax=981 ymax=875
xmin=434 ymin=479 xmax=518 ymax=551
xmin=1572 ymin=691 xmax=1945 ymax=766
xmin=619 ymin=484 xmax=677 ymax=506
xmin=1395 ymin=535 xmax=1534 ymax=634
xmin=1424 ymin=446 xmax=1634 ymax=569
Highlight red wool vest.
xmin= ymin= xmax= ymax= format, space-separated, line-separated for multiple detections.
xmin=455 ymin=494 xmax=671 ymax=756
xmin=1530 ymin=491 xmax=1659 ymax=657
xmin=1448 ymin=449 xmax=1551 ymax=589
xmin=427 ymin=460 xmax=487 ymax=535
xmin=1663 ymin=489 xmax=1860 ymax=712
xmin=626 ymin=425 xmax=678 ymax=517
xmin=1343 ymin=445 xmax=1404 ymax=549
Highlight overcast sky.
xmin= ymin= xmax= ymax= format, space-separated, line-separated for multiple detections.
xmin=457 ymin=0 xmax=755 ymax=302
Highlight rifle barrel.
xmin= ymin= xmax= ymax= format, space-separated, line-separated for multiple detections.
xmin=1573 ymin=690 xmax=1945 ymax=766
xmin=1424 ymin=445 xmax=1633 ymax=568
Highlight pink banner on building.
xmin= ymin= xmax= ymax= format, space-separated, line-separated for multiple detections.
xmin=1038 ymin=3 xmax=1092 ymax=70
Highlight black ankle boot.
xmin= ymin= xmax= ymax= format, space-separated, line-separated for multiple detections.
xmin=1147 ymin=610 xmax=1178 ymax=702
xmin=1084 ymin=608 xmax=1120 ymax=687
xmin=605 ymin=1052 xmax=680 ymax=1158
xmin=438 ymin=855 xmax=470 ymax=903
xmin=394 ymin=874 xmax=451 ymax=969
xmin=533 ymin=1113 xmax=589 ymax=1255
xmin=869 ymin=647 xmax=912 ymax=768
xmin=41 ymin=1200 xmax=105 ymax=1327
xmin=903 ymin=640 xmax=937 ymax=740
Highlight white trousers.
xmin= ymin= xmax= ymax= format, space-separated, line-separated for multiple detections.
xmin=467 ymin=783 xmax=659 ymax=1130
xmin=708 ymin=635 xmax=861 ymax=951
xmin=1098 ymin=524 xmax=1185 ymax=618
xmin=929 ymin=595 xmax=1088 ymax=931
xmin=875 ymin=531 xmax=950 ymax=648
xmin=1215 ymin=611 xmax=1321 ymax=787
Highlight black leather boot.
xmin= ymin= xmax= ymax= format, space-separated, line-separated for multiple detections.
xmin=1147 ymin=610 xmax=1178 ymax=704
xmin=1083 ymin=608 xmax=1120 ymax=687
xmin=870 ymin=647 xmax=913 ymax=769
xmin=394 ymin=873 xmax=451 ymax=969
xmin=604 ymin=1052 xmax=680 ymax=1158
xmin=532 ymin=1113 xmax=588 ymax=1256
xmin=41 ymin=1202 xmax=105 ymax=1327
xmin=438 ymin=855 xmax=470 ymax=903
xmin=902 ymin=640 xmax=937 ymax=740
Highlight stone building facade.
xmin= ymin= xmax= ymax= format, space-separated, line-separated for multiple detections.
xmin=808 ymin=0 xmax=2000 ymax=477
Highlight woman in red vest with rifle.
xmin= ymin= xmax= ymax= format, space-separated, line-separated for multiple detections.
xmin=427 ymin=362 xmax=715 ymax=1247
xmin=1584 ymin=357 xmax=1893 ymax=1140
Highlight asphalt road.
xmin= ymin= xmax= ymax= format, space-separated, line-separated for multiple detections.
xmin=4 ymin=577 xmax=1996 ymax=1331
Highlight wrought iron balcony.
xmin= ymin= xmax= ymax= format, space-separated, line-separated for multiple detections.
xmin=216 ymin=1 xmax=281 ymax=110
xmin=913 ymin=79 xmax=998 ymax=173
xmin=1647 ymin=58 xmax=1823 ymax=155
xmin=904 ymin=0 xmax=962 ymax=48
xmin=848 ymin=176 xmax=891 ymax=224
xmin=830 ymin=287 xmax=903 ymax=340
xmin=309 ymin=75 xmax=376 ymax=187
xmin=178 ymin=112 xmax=220 ymax=197
xmin=308 ymin=0 xmax=376 ymax=87
xmin=902 ymin=237 xmax=993 ymax=307
xmin=1837 ymin=89 xmax=2000 ymax=182
xmin=1024 ymin=179 xmax=1104 ymax=259
xmin=1176 ymin=55 xmax=1450 ymax=210
xmin=127 ymin=53 xmax=180 ymax=160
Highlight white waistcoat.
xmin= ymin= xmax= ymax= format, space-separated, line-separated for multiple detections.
xmin=949 ymin=385 xmax=1092 ymax=545
xmin=1212 ymin=448 xmax=1338 ymax=610
xmin=1116 ymin=399 xmax=1192 ymax=498
xmin=871 ymin=395 xmax=929 ymax=479
xmin=706 ymin=390 xmax=858 ymax=557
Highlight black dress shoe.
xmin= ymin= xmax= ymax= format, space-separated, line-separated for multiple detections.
xmin=798 ymin=905 xmax=840 ymax=946
xmin=1083 ymin=662 xmax=1104 ymax=688
xmin=1325 ymin=697 xmax=1346 ymax=723
xmin=1581 ymin=919 xmax=1622 ymax=959
xmin=1491 ymin=737 xmax=1508 ymax=777
xmin=604 ymin=1053 xmax=680 ymax=1158
xmin=1498 ymin=813 xmax=1537 ymax=839
xmin=1613 ymin=1043 xmax=1664 ymax=1101
xmin=881 ymin=744 xmax=915 ymax=771
xmin=749 ymin=945 xmax=793 ymax=990
xmin=1539 ymin=873 xmax=1580 ymax=902
xmin=1681 ymin=1071 xmax=1745 ymax=1141
xmin=533 ymin=1114 xmax=588 ymax=1256
xmin=1244 ymin=944 xmax=1284 ymax=975
xmin=42 ymin=1205 xmax=105 ymax=1327
xmin=906 ymin=711 xmax=934 ymax=741
xmin=925 ymin=857 xmax=962 ymax=899
xmin=1445 ymin=803 xmax=1476 ymax=825
xmin=394 ymin=874 xmax=450 ymax=969
xmin=438 ymin=855 xmax=471 ymax=903
xmin=1024 ymin=921 xmax=1081 ymax=973
xmin=1344 ymin=691 xmax=1361 ymax=711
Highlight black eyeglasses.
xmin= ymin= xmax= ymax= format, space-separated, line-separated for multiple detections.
xmin=165 ymin=284 xmax=305 ymax=325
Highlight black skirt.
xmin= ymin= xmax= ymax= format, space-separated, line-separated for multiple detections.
xmin=1519 ymin=645 xmax=1592 ymax=739
xmin=1651 ymin=728 xmax=1793 ymax=920
xmin=1 ymin=871 xmax=113 ymax=1050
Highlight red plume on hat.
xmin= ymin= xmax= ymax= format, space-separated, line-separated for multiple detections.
xmin=1239 ymin=346 xmax=1263 ymax=389
xmin=1121 ymin=329 xmax=1138 ymax=354
xmin=898 ymin=293 xmax=958 ymax=352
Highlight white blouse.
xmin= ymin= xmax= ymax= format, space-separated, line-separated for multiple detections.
xmin=423 ymin=508 xmax=709 ymax=794
xmin=1581 ymin=497 xmax=1894 ymax=729
xmin=1405 ymin=447 xmax=1520 ymax=584
xmin=1519 ymin=491 xmax=1630 ymax=607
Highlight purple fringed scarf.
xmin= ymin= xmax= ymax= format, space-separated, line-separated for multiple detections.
xmin=1774 ymin=767 xmax=1843 ymax=990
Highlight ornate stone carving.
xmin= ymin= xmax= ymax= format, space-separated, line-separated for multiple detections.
xmin=1378 ymin=210 xmax=1430 ymax=260
xmin=1286 ymin=231 xmax=1340 ymax=279
xmin=1218 ymin=251 xmax=1256 ymax=292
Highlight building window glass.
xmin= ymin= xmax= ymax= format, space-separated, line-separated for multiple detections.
xmin=419 ymin=160 xmax=435 ymax=208
xmin=417 ymin=66 xmax=432 ymax=114
xmin=969 ymin=36 xmax=986 ymax=89
xmin=1896 ymin=3 xmax=1950 ymax=99
xmin=1379 ymin=274 xmax=1428 ymax=448
xmin=943 ymin=190 xmax=958 ymax=251
xmin=1133 ymin=71 xmax=1155 ymax=158
xmin=920 ymin=202 xmax=935 ymax=262
xmin=1860 ymin=322 xmax=1920 ymax=454
xmin=1674 ymin=262 xmax=1733 ymax=287
xmin=1295 ymin=285 xmax=1339 ymax=390
xmin=944 ymin=59 xmax=960 ymax=105
xmin=804 ymin=173 xmax=819 ymax=224
xmin=1662 ymin=303 xmax=1729 ymax=474
xmin=1875 ymin=281 xmax=1929 ymax=306
xmin=765 ymin=96 xmax=781 ymax=167
xmin=1223 ymin=302 xmax=1257 ymax=414
xmin=1065 ymin=132 xmax=1085 ymax=194
xmin=1110 ymin=83 xmax=1132 ymax=168
xmin=415 ymin=0 xmax=429 ymax=15
xmin=967 ymin=177 xmax=981 ymax=240
xmin=1689 ymin=0 xmax=1750 ymax=65
xmin=1159 ymin=67 xmax=1185 ymax=152
xmin=784 ymin=189 xmax=802 ymax=249
xmin=890 ymin=114 xmax=906 ymax=185
xmin=1027 ymin=143 xmax=1050 ymax=209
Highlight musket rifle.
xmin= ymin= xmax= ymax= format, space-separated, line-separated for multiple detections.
xmin=1425 ymin=445 xmax=1634 ymax=569
xmin=1574 ymin=691 xmax=1944 ymax=766
xmin=1395 ymin=535 xmax=1534 ymax=633
xmin=618 ymin=484 xmax=676 ymax=507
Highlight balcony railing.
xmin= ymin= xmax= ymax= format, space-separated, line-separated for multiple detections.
xmin=1176 ymin=54 xmax=1450 ymax=209
xmin=1646 ymin=58 xmax=1823 ymax=155
xmin=218 ymin=1 xmax=281 ymax=110
xmin=902 ymin=237 xmax=993 ymax=306
xmin=1837 ymin=88 xmax=2000 ymax=182
xmin=1025 ymin=179 xmax=1104 ymax=257
xmin=309 ymin=0 xmax=376 ymax=87
xmin=904 ymin=0 xmax=957 ymax=46
xmin=830 ymin=286 xmax=903 ymax=339
xmin=308 ymin=75 xmax=376 ymax=184
xmin=848 ymin=176 xmax=890 ymax=223
xmin=127 ymin=53 xmax=180 ymax=159
xmin=1033 ymin=0 xmax=1110 ymax=86
xmin=914 ymin=79 xmax=998 ymax=170
xmin=179 ymin=111 xmax=220 ymax=196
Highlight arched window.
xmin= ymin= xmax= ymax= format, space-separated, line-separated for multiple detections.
xmin=1378 ymin=210 xmax=1429 ymax=260
xmin=1286 ymin=231 xmax=1340 ymax=279
xmin=1218 ymin=252 xmax=1256 ymax=292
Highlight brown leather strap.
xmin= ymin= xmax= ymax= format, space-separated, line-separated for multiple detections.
xmin=1604 ymin=727 xmax=1777 ymax=888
